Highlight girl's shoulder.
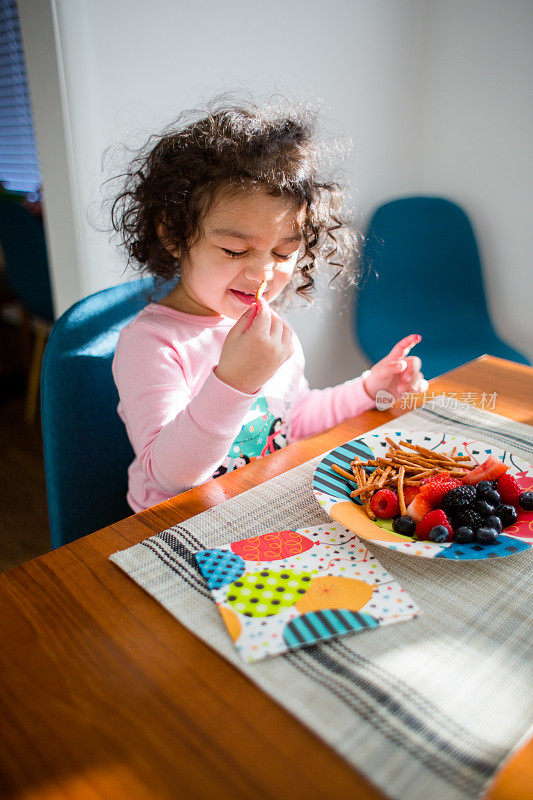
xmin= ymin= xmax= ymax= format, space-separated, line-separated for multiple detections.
xmin=115 ymin=303 xmax=233 ymax=363
xmin=120 ymin=302 xmax=232 ymax=339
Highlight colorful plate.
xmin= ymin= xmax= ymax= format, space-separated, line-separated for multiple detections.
xmin=312 ymin=429 xmax=533 ymax=560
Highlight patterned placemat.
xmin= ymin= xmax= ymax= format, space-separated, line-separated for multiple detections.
xmin=110 ymin=398 xmax=533 ymax=800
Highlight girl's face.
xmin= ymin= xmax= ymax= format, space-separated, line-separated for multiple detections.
xmin=160 ymin=188 xmax=306 ymax=318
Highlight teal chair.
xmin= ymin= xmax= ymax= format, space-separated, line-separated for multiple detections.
xmin=41 ymin=277 xmax=175 ymax=548
xmin=355 ymin=196 xmax=530 ymax=378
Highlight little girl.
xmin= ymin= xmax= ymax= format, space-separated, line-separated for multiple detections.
xmin=111 ymin=99 xmax=427 ymax=513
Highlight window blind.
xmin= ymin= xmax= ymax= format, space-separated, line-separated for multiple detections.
xmin=0 ymin=0 xmax=41 ymax=195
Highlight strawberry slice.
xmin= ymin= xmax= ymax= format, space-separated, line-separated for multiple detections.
xmin=403 ymin=486 xmax=420 ymax=506
xmin=420 ymin=477 xmax=461 ymax=507
xmin=462 ymin=455 xmax=509 ymax=485
xmin=421 ymin=471 xmax=452 ymax=485
xmin=406 ymin=493 xmax=434 ymax=523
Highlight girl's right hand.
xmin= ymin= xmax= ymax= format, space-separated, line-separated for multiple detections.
xmin=214 ymin=299 xmax=294 ymax=395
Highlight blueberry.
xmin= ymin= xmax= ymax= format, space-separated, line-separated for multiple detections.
xmin=475 ymin=481 xmax=493 ymax=498
xmin=429 ymin=525 xmax=450 ymax=543
xmin=392 ymin=515 xmax=416 ymax=536
xmin=482 ymin=489 xmax=501 ymax=507
xmin=476 ymin=526 xmax=499 ymax=544
xmin=455 ymin=526 xmax=474 ymax=543
xmin=494 ymin=504 xmax=518 ymax=528
xmin=486 ymin=515 xmax=502 ymax=533
xmin=519 ymin=491 xmax=533 ymax=511
xmin=472 ymin=499 xmax=495 ymax=518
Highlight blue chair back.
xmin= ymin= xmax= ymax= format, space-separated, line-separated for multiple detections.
xmin=0 ymin=199 xmax=54 ymax=320
xmin=355 ymin=196 xmax=530 ymax=377
xmin=41 ymin=277 xmax=172 ymax=548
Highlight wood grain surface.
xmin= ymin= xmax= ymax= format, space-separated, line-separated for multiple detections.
xmin=1 ymin=355 xmax=531 ymax=800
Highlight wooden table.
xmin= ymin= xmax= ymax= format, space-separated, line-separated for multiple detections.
xmin=1 ymin=355 xmax=531 ymax=800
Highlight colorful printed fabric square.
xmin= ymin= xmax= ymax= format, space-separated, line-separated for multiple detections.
xmin=195 ymin=525 xmax=422 ymax=663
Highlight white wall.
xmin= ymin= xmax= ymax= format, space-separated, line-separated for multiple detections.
xmin=414 ymin=0 xmax=533 ymax=363
xmin=19 ymin=0 xmax=533 ymax=388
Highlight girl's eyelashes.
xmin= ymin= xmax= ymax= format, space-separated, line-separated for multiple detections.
xmin=222 ymin=248 xmax=292 ymax=261
xmin=222 ymin=248 xmax=245 ymax=258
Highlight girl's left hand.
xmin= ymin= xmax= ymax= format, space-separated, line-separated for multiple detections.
xmin=363 ymin=334 xmax=429 ymax=402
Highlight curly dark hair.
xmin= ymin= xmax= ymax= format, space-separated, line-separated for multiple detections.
xmin=108 ymin=96 xmax=362 ymax=304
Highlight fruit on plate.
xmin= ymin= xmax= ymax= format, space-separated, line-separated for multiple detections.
xmin=419 ymin=476 xmax=461 ymax=506
xmin=429 ymin=525 xmax=450 ymax=543
xmin=406 ymin=493 xmax=434 ymax=524
xmin=519 ymin=492 xmax=533 ymax=511
xmin=392 ymin=515 xmax=417 ymax=536
xmin=370 ymin=489 xmax=400 ymax=519
xmin=440 ymin=485 xmax=476 ymax=515
xmin=496 ymin=474 xmax=522 ymax=506
xmin=415 ymin=509 xmax=453 ymax=541
xmin=461 ymin=455 xmax=508 ymax=485
xmin=493 ymin=504 xmax=518 ymax=527
xmin=402 ymin=486 xmax=420 ymax=506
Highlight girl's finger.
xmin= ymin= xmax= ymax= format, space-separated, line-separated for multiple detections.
xmin=268 ymin=308 xmax=284 ymax=338
xmin=402 ymin=355 xmax=422 ymax=378
xmin=386 ymin=334 xmax=422 ymax=362
xmin=248 ymin=297 xmax=271 ymax=335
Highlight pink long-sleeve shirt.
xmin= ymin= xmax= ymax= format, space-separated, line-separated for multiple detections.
xmin=112 ymin=303 xmax=376 ymax=512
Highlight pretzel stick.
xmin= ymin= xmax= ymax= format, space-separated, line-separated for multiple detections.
xmin=331 ymin=464 xmax=358 ymax=483
xmin=350 ymin=485 xmax=372 ymax=499
xmin=451 ymin=446 xmax=457 ymax=457
xmin=356 ymin=465 xmax=367 ymax=487
xmin=255 ymin=280 xmax=267 ymax=302
xmin=363 ymin=498 xmax=376 ymax=521
xmin=397 ymin=466 xmax=406 ymax=516
xmin=399 ymin=441 xmax=462 ymax=465
xmin=376 ymin=466 xmax=392 ymax=489
xmin=385 ymin=436 xmax=401 ymax=450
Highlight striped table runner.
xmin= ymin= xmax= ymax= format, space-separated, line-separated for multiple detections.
xmin=110 ymin=398 xmax=533 ymax=800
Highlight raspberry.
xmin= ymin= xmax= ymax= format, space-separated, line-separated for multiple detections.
xmin=497 ymin=474 xmax=522 ymax=506
xmin=415 ymin=509 xmax=453 ymax=541
xmin=370 ymin=489 xmax=400 ymax=519
xmin=420 ymin=477 xmax=461 ymax=507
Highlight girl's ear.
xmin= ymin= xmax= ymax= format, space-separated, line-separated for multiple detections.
xmin=156 ymin=220 xmax=180 ymax=259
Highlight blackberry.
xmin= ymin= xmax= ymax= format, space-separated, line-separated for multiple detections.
xmin=440 ymin=485 xmax=475 ymax=514
xmin=472 ymin=499 xmax=495 ymax=518
xmin=392 ymin=515 xmax=416 ymax=536
xmin=476 ymin=526 xmax=500 ymax=545
xmin=455 ymin=526 xmax=474 ymax=543
xmin=490 ymin=479 xmax=499 ymax=489
xmin=519 ymin=491 xmax=533 ymax=511
xmin=429 ymin=525 xmax=450 ymax=543
xmin=494 ymin=504 xmax=518 ymax=528
xmin=454 ymin=508 xmax=483 ymax=531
